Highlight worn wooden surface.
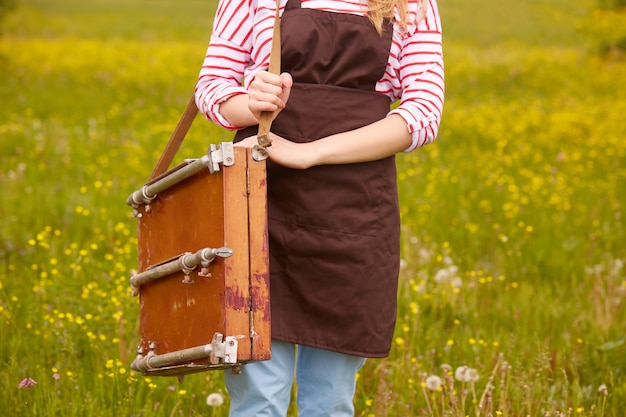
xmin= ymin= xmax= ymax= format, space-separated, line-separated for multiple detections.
xmin=246 ymin=149 xmax=271 ymax=361
xmin=134 ymin=146 xmax=270 ymax=369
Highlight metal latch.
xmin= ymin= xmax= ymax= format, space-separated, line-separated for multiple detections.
xmin=210 ymin=333 xmax=239 ymax=365
xmin=129 ymin=247 xmax=233 ymax=295
xmin=208 ymin=142 xmax=235 ymax=174
xmin=130 ymin=332 xmax=241 ymax=375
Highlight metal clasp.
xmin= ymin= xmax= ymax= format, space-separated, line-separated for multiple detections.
xmin=210 ymin=333 xmax=239 ymax=364
xmin=208 ymin=142 xmax=235 ymax=174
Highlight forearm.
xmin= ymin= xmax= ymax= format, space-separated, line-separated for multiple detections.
xmin=308 ymin=114 xmax=412 ymax=165
xmin=218 ymin=94 xmax=259 ymax=128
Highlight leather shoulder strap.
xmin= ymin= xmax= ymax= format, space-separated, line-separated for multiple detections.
xmin=149 ymin=95 xmax=198 ymax=181
xmin=149 ymin=0 xmax=280 ymax=177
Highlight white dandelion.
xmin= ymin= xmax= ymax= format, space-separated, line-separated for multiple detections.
xmin=425 ymin=375 xmax=443 ymax=391
xmin=455 ymin=366 xmax=479 ymax=382
xmin=206 ymin=392 xmax=224 ymax=407
xmin=455 ymin=366 xmax=469 ymax=382
xmin=434 ymin=268 xmax=450 ymax=283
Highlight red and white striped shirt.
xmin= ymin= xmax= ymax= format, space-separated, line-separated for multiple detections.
xmin=196 ymin=0 xmax=444 ymax=151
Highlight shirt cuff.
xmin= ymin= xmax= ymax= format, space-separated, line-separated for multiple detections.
xmin=388 ymin=107 xmax=438 ymax=152
xmin=206 ymin=89 xmax=248 ymax=130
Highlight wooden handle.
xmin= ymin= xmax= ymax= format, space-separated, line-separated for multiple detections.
xmin=257 ymin=0 xmax=281 ymax=148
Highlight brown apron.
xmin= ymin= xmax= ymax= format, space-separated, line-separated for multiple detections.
xmin=235 ymin=0 xmax=399 ymax=358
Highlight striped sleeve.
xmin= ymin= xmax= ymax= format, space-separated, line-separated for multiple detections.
xmin=196 ymin=0 xmax=444 ymax=140
xmin=196 ymin=0 xmax=256 ymax=129
xmin=195 ymin=39 xmax=250 ymax=129
xmin=388 ymin=0 xmax=444 ymax=151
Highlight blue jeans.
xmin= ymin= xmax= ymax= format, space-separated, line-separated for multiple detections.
xmin=225 ymin=339 xmax=366 ymax=417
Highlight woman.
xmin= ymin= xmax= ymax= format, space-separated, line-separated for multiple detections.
xmin=195 ymin=0 xmax=443 ymax=414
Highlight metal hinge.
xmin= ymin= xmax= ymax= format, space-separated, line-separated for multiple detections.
xmin=246 ymin=166 xmax=251 ymax=195
xmin=247 ymin=295 xmax=256 ymax=350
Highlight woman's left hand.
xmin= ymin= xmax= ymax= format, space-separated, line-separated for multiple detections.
xmin=235 ymin=114 xmax=413 ymax=168
xmin=235 ymin=134 xmax=316 ymax=170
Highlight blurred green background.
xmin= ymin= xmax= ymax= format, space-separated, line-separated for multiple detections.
xmin=1 ymin=0 xmax=625 ymax=415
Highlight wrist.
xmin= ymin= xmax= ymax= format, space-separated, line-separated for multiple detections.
xmin=306 ymin=135 xmax=336 ymax=167
xmin=303 ymin=142 xmax=320 ymax=169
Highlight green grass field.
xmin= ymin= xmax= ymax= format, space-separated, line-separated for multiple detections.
xmin=1 ymin=0 xmax=625 ymax=415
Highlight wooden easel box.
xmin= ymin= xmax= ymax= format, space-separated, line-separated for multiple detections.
xmin=133 ymin=146 xmax=270 ymax=369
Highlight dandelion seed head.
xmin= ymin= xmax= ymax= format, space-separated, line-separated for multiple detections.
xmin=467 ymin=368 xmax=479 ymax=382
xmin=434 ymin=269 xmax=450 ymax=283
xmin=598 ymin=384 xmax=608 ymax=396
xmin=455 ymin=366 xmax=479 ymax=382
xmin=455 ymin=366 xmax=468 ymax=381
xmin=425 ymin=375 xmax=442 ymax=391
xmin=206 ymin=392 xmax=224 ymax=406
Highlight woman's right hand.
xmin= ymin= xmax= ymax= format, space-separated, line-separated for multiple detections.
xmin=248 ymin=71 xmax=293 ymax=122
